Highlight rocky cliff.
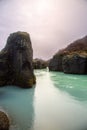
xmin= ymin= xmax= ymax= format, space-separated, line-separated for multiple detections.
xmin=0 ymin=31 xmax=36 ymax=88
xmin=49 ymin=36 xmax=87 ymax=74
xmin=49 ymin=50 xmax=64 ymax=71
xmin=62 ymin=54 xmax=87 ymax=74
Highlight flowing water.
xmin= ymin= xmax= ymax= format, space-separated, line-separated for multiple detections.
xmin=0 ymin=69 xmax=87 ymax=130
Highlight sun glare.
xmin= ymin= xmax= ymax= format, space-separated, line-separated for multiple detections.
xmin=36 ymin=0 xmax=52 ymax=14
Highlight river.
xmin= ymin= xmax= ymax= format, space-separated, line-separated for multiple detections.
xmin=0 ymin=69 xmax=87 ymax=130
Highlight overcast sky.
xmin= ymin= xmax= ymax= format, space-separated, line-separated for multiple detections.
xmin=0 ymin=0 xmax=87 ymax=59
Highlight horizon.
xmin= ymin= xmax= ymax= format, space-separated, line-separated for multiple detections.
xmin=0 ymin=0 xmax=87 ymax=60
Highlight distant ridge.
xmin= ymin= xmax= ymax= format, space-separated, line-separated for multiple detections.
xmin=65 ymin=36 xmax=87 ymax=52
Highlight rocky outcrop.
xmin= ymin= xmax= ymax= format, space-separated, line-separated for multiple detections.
xmin=0 ymin=31 xmax=36 ymax=88
xmin=62 ymin=54 xmax=87 ymax=74
xmin=33 ymin=58 xmax=47 ymax=69
xmin=49 ymin=50 xmax=64 ymax=71
xmin=0 ymin=111 xmax=10 ymax=130
xmin=49 ymin=36 xmax=87 ymax=74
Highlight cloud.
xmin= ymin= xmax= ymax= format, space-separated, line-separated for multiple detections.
xmin=0 ymin=0 xmax=87 ymax=59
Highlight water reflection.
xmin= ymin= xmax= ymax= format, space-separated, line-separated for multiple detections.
xmin=0 ymin=86 xmax=35 ymax=130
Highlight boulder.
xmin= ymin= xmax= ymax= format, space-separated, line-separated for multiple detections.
xmin=33 ymin=58 xmax=47 ymax=69
xmin=0 ymin=111 xmax=10 ymax=130
xmin=0 ymin=31 xmax=36 ymax=88
xmin=62 ymin=54 xmax=87 ymax=74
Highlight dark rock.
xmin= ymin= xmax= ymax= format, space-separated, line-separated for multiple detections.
xmin=49 ymin=35 xmax=87 ymax=74
xmin=62 ymin=54 xmax=87 ymax=74
xmin=49 ymin=50 xmax=64 ymax=71
xmin=0 ymin=31 xmax=36 ymax=88
xmin=0 ymin=111 xmax=10 ymax=130
xmin=33 ymin=58 xmax=47 ymax=69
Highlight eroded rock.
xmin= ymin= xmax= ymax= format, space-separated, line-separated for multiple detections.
xmin=49 ymin=50 xmax=64 ymax=71
xmin=63 ymin=54 xmax=87 ymax=74
xmin=0 ymin=31 xmax=36 ymax=88
xmin=49 ymin=36 xmax=87 ymax=74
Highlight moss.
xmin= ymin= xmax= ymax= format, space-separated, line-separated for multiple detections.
xmin=33 ymin=75 xmax=36 ymax=84
xmin=14 ymin=73 xmax=36 ymax=88
xmin=27 ymin=75 xmax=36 ymax=87
xmin=27 ymin=78 xmax=34 ymax=87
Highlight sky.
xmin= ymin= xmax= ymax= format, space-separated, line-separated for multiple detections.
xmin=0 ymin=0 xmax=87 ymax=59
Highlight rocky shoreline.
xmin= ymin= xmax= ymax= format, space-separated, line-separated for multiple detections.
xmin=0 ymin=32 xmax=86 ymax=87
xmin=49 ymin=36 xmax=87 ymax=74
xmin=1 ymin=31 xmax=86 ymax=81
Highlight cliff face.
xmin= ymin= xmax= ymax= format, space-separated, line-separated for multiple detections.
xmin=63 ymin=54 xmax=87 ymax=74
xmin=0 ymin=31 xmax=36 ymax=88
xmin=49 ymin=36 xmax=87 ymax=74
xmin=49 ymin=53 xmax=63 ymax=71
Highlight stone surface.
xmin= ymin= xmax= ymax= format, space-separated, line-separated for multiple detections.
xmin=0 ymin=31 xmax=36 ymax=88
xmin=49 ymin=51 xmax=64 ymax=71
xmin=0 ymin=111 xmax=9 ymax=130
xmin=33 ymin=58 xmax=47 ymax=69
xmin=62 ymin=54 xmax=87 ymax=74
xmin=49 ymin=36 xmax=87 ymax=74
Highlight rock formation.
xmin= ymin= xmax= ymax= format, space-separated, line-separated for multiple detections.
xmin=33 ymin=58 xmax=47 ymax=69
xmin=0 ymin=31 xmax=36 ymax=88
xmin=62 ymin=54 xmax=87 ymax=74
xmin=49 ymin=36 xmax=87 ymax=74
xmin=49 ymin=50 xmax=64 ymax=71
xmin=0 ymin=111 xmax=10 ymax=130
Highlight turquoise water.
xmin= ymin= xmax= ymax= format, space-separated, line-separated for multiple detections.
xmin=0 ymin=69 xmax=87 ymax=130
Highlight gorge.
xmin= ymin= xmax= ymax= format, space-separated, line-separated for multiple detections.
xmin=0 ymin=32 xmax=87 ymax=130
